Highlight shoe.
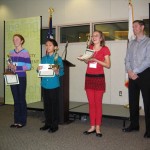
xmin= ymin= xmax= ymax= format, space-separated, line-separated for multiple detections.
xmin=122 ymin=126 xmax=139 ymax=132
xmin=16 ymin=124 xmax=24 ymax=128
xmin=10 ymin=124 xmax=18 ymax=128
xmin=144 ymin=132 xmax=150 ymax=138
xmin=48 ymin=127 xmax=58 ymax=133
xmin=40 ymin=125 xmax=50 ymax=130
xmin=83 ymin=130 xmax=96 ymax=135
xmin=96 ymin=132 xmax=103 ymax=137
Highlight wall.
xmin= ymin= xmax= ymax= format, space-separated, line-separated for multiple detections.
xmin=0 ymin=0 xmax=150 ymax=114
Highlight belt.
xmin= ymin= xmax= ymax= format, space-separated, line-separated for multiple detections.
xmin=86 ymin=73 xmax=104 ymax=77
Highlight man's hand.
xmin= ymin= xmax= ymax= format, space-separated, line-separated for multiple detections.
xmin=128 ymin=70 xmax=138 ymax=80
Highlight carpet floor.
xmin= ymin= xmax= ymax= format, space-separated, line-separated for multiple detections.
xmin=0 ymin=105 xmax=150 ymax=150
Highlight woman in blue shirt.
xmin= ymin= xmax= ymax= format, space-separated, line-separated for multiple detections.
xmin=38 ymin=39 xmax=64 ymax=133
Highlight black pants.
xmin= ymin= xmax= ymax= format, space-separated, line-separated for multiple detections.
xmin=129 ymin=68 xmax=150 ymax=133
xmin=42 ymin=87 xmax=59 ymax=128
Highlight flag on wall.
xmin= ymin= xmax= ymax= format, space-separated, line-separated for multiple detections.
xmin=125 ymin=1 xmax=135 ymax=88
xmin=47 ymin=13 xmax=53 ymax=39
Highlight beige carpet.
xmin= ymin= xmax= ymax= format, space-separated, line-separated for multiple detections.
xmin=0 ymin=105 xmax=150 ymax=150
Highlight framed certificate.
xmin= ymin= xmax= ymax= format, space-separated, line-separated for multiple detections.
xmin=38 ymin=64 xmax=55 ymax=77
xmin=4 ymin=74 xmax=19 ymax=85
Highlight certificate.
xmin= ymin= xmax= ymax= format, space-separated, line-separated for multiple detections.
xmin=4 ymin=74 xmax=19 ymax=85
xmin=38 ymin=64 xmax=55 ymax=77
xmin=77 ymin=48 xmax=94 ymax=60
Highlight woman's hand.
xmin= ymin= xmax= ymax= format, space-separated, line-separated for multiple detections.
xmin=89 ymin=58 xmax=97 ymax=62
xmin=77 ymin=55 xmax=84 ymax=61
xmin=8 ymin=64 xmax=16 ymax=72
xmin=37 ymin=66 xmax=43 ymax=71
xmin=52 ymin=67 xmax=59 ymax=75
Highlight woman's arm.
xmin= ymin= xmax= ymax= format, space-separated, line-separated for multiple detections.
xmin=90 ymin=55 xmax=111 ymax=69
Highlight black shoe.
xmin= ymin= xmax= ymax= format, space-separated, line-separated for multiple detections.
xmin=144 ymin=132 xmax=150 ymax=138
xmin=10 ymin=124 xmax=18 ymax=128
xmin=40 ymin=125 xmax=50 ymax=130
xmin=96 ymin=132 xmax=103 ymax=137
xmin=122 ymin=126 xmax=139 ymax=132
xmin=48 ymin=127 xmax=58 ymax=133
xmin=83 ymin=130 xmax=96 ymax=135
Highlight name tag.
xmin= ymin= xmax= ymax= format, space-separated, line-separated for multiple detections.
xmin=89 ymin=62 xmax=97 ymax=68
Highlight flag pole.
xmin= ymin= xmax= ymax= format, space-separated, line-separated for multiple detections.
xmin=124 ymin=0 xmax=141 ymax=110
xmin=46 ymin=7 xmax=54 ymax=55
xmin=47 ymin=7 xmax=54 ymax=39
xmin=48 ymin=8 xmax=54 ymax=21
xmin=48 ymin=8 xmax=59 ymax=68
xmin=124 ymin=0 xmax=134 ymax=109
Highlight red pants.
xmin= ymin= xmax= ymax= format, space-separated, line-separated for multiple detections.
xmin=86 ymin=89 xmax=104 ymax=126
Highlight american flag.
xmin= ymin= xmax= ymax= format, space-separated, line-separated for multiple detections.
xmin=47 ymin=9 xmax=54 ymax=39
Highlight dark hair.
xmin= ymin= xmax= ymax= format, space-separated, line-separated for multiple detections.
xmin=133 ymin=20 xmax=145 ymax=28
xmin=46 ymin=38 xmax=58 ymax=47
xmin=13 ymin=34 xmax=25 ymax=45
